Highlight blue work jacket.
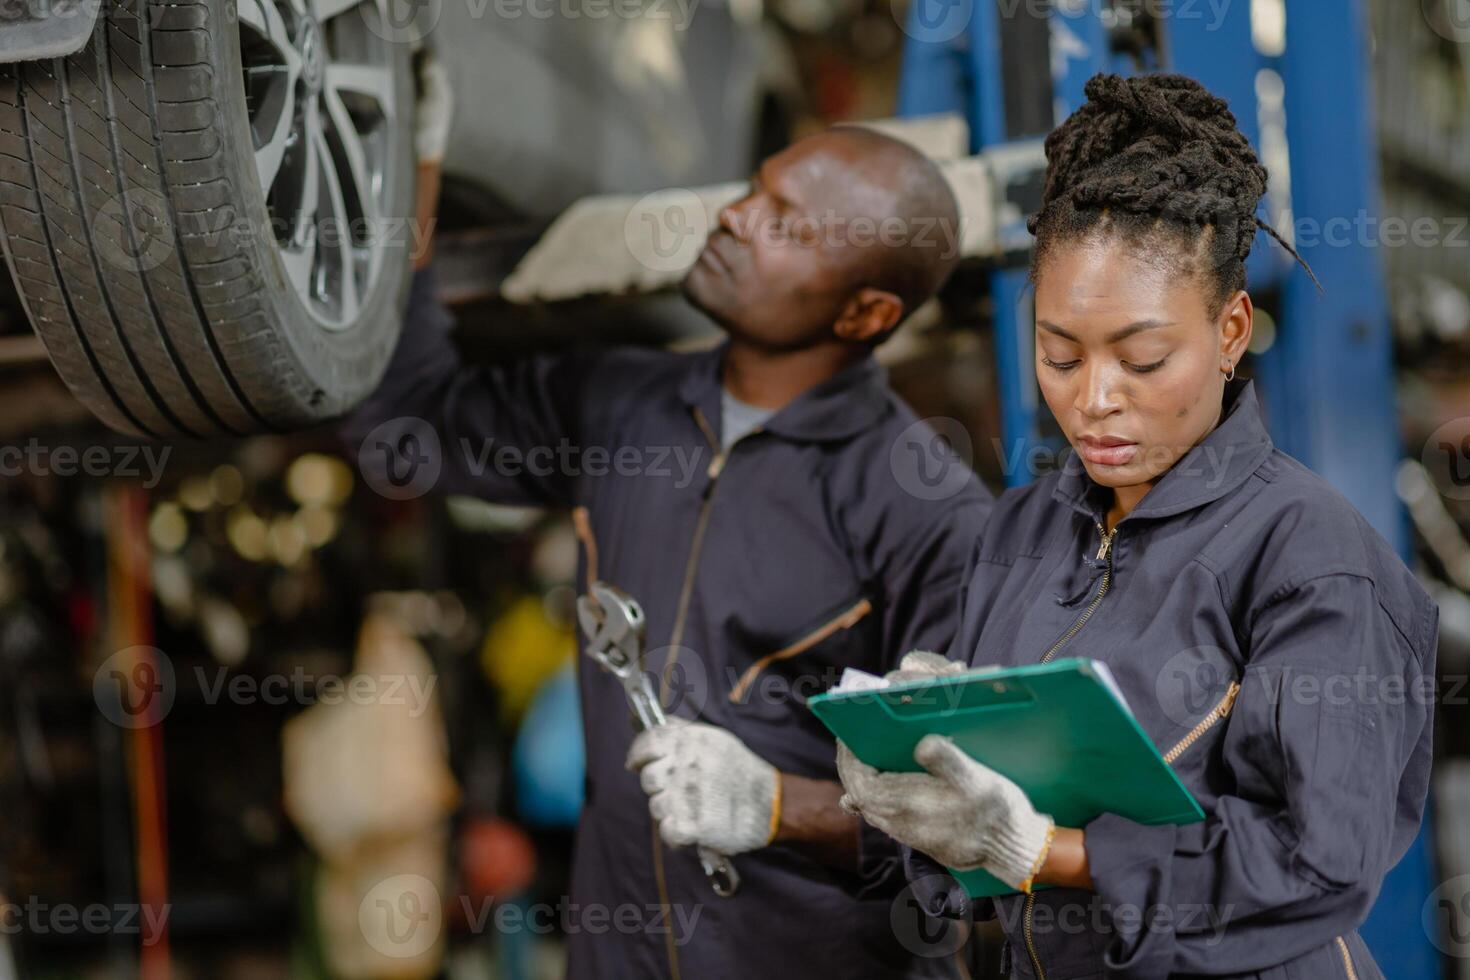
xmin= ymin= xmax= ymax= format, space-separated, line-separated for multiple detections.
xmin=906 ymin=377 xmax=1438 ymax=980
xmin=343 ymin=268 xmax=992 ymax=979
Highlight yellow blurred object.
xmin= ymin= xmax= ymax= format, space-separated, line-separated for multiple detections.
xmin=480 ymin=595 xmax=576 ymax=724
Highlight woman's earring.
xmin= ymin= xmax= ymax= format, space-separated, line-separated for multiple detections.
xmin=1223 ymin=360 xmax=1236 ymax=382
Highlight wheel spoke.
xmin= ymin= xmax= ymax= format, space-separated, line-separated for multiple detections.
xmin=312 ymin=0 xmax=362 ymax=20
xmin=321 ymin=86 xmax=378 ymax=226
xmin=238 ymin=0 xmax=300 ymax=67
xmin=281 ymin=242 xmax=316 ymax=300
xmin=325 ymin=62 xmax=395 ymax=115
xmin=236 ymin=0 xmax=268 ymax=33
xmin=253 ymin=79 xmax=299 ymax=194
xmin=316 ymin=129 xmax=360 ymax=321
xmin=244 ymin=0 xmax=395 ymax=330
xmin=292 ymin=102 xmax=323 ymax=246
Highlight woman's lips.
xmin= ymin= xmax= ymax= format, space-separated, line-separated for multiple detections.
xmin=1077 ymin=436 xmax=1138 ymax=467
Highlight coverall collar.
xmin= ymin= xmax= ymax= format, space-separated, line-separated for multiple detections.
xmin=1052 ymin=376 xmax=1275 ymax=523
xmin=677 ymin=341 xmax=892 ymax=444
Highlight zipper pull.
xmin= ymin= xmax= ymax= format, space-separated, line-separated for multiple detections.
xmin=1095 ymin=526 xmax=1116 ymax=562
xmin=707 ymin=454 xmax=725 ymax=481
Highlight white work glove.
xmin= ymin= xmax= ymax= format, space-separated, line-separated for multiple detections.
xmin=837 ymin=736 xmax=1054 ymax=891
xmin=626 ymin=719 xmax=780 ymax=855
xmin=883 ymin=649 xmax=969 ymax=683
xmin=835 ymin=652 xmax=1054 ymax=892
xmin=413 ymin=48 xmax=453 ymax=165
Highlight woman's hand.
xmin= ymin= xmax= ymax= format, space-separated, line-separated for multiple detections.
xmin=837 ymin=734 xmax=1057 ymax=893
xmin=882 ymin=649 xmax=969 ymax=684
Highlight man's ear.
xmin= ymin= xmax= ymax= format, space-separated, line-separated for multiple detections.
xmin=833 ymin=288 xmax=904 ymax=344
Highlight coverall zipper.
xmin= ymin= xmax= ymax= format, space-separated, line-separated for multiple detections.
xmin=651 ymin=406 xmax=762 ymax=980
xmin=1162 ymin=681 xmax=1241 ymax=764
xmin=728 ymin=597 xmax=874 ymax=703
xmin=1039 ymin=522 xmax=1118 ymax=663
xmin=1336 ymin=936 xmax=1360 ymax=980
xmin=1026 ymin=521 xmax=1118 ymax=978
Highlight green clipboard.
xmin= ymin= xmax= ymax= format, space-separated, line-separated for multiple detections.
xmin=808 ymin=657 xmax=1204 ymax=898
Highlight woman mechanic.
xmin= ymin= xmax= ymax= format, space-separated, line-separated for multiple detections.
xmin=836 ymin=73 xmax=1438 ymax=980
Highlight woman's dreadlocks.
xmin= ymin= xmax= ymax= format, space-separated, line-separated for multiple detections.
xmin=1028 ymin=73 xmax=1318 ymax=314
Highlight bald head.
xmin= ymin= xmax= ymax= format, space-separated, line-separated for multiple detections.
xmin=682 ymin=126 xmax=963 ymax=351
xmin=820 ymin=126 xmax=964 ymax=324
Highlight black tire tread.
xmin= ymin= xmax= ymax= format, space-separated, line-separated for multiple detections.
xmin=0 ymin=0 xmax=351 ymax=437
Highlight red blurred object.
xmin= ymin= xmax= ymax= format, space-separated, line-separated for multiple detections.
xmin=458 ymin=817 xmax=537 ymax=907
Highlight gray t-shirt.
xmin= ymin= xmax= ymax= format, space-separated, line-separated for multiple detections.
xmin=721 ymin=388 xmax=775 ymax=451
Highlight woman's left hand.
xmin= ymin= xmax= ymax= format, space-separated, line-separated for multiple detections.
xmin=837 ymin=734 xmax=1056 ymax=892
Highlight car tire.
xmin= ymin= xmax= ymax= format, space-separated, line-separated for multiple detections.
xmin=0 ymin=0 xmax=415 ymax=438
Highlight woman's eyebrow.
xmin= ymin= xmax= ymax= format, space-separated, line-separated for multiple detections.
xmin=1036 ymin=319 xmax=1174 ymax=343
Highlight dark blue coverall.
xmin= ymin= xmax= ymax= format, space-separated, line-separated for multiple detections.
xmin=906 ymin=377 xmax=1438 ymax=980
xmin=343 ymin=268 xmax=992 ymax=979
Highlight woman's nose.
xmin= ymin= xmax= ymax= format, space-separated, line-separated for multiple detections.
xmin=1076 ymin=364 xmax=1123 ymax=419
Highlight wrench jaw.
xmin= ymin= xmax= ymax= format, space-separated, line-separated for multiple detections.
xmin=576 ymin=579 xmax=741 ymax=899
xmin=698 ymin=846 xmax=742 ymax=897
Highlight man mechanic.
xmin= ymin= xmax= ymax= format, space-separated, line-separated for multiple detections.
xmin=345 ymin=89 xmax=990 ymax=978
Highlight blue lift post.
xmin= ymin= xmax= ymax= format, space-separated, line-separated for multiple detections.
xmin=897 ymin=1 xmax=1440 ymax=974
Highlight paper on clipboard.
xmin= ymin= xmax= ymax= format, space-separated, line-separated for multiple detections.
xmin=838 ymin=659 xmax=1134 ymax=717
